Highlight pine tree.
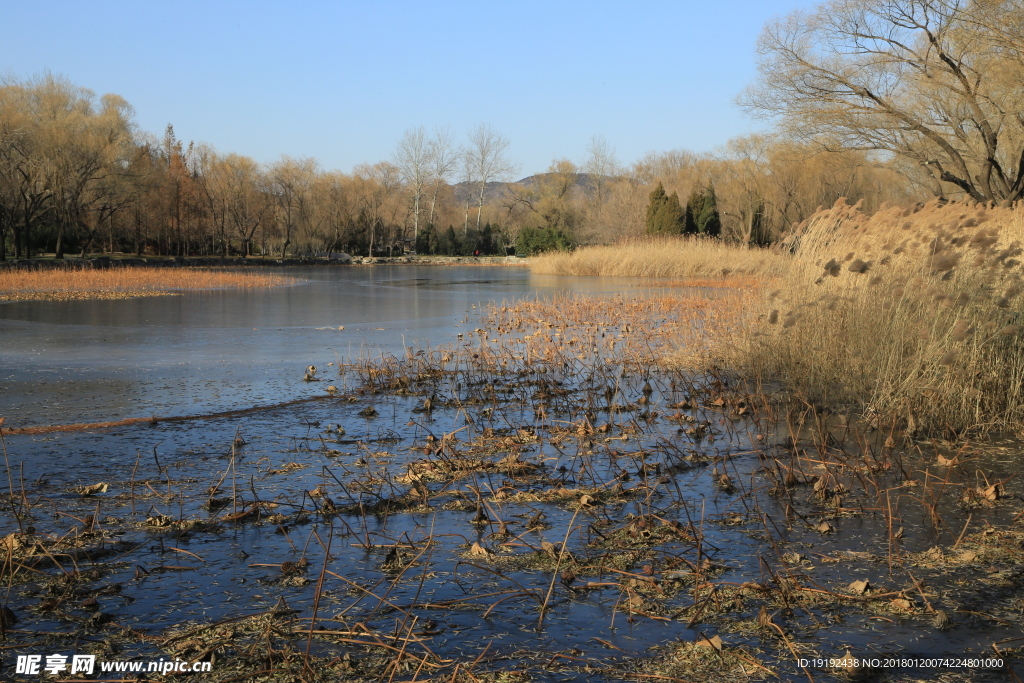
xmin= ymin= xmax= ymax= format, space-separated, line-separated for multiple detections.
xmin=659 ymin=191 xmax=686 ymax=234
xmin=645 ymin=182 xmax=668 ymax=234
xmin=696 ymin=184 xmax=721 ymax=237
xmin=684 ymin=189 xmax=702 ymax=234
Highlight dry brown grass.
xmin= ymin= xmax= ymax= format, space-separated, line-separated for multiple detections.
xmin=653 ymin=276 xmax=764 ymax=289
xmin=530 ymin=236 xmax=790 ymax=279
xmin=0 ymin=266 xmax=296 ymax=301
xmin=482 ymin=290 xmax=749 ymax=370
xmin=705 ymin=198 xmax=1024 ymax=436
xmin=539 ymin=202 xmax=1024 ymax=436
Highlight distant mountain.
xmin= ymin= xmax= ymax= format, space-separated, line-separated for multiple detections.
xmin=453 ymin=172 xmax=606 ymax=203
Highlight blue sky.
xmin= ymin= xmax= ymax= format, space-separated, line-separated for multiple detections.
xmin=2 ymin=0 xmax=817 ymax=176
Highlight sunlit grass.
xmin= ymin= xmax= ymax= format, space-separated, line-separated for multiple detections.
xmin=698 ymin=199 xmax=1024 ymax=436
xmin=530 ymin=236 xmax=790 ymax=279
xmin=0 ymin=266 xmax=297 ymax=300
xmin=532 ymin=202 xmax=1024 ymax=436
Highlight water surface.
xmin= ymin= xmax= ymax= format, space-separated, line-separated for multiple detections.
xmin=0 ymin=265 xmax=652 ymax=428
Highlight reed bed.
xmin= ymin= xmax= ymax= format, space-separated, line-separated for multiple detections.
xmin=705 ymin=199 xmax=1024 ymax=437
xmin=530 ymin=236 xmax=791 ymax=279
xmin=537 ymin=201 xmax=1024 ymax=436
xmin=0 ymin=265 xmax=296 ymax=300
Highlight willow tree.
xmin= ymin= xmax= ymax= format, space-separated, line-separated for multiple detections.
xmin=270 ymin=156 xmax=316 ymax=258
xmin=0 ymin=85 xmax=46 ymax=259
xmin=742 ymin=0 xmax=1024 ymax=203
xmin=30 ymin=77 xmax=136 ymax=258
xmin=218 ymin=154 xmax=271 ymax=257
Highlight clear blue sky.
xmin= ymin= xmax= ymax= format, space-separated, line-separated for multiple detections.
xmin=1 ymin=0 xmax=816 ymax=176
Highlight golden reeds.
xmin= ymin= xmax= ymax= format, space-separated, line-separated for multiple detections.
xmin=530 ymin=236 xmax=790 ymax=279
xmin=538 ymin=199 xmax=1024 ymax=435
xmin=717 ymin=198 xmax=1024 ymax=436
xmin=0 ymin=265 xmax=295 ymax=300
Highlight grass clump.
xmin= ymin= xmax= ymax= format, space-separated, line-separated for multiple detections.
xmin=0 ymin=265 xmax=296 ymax=301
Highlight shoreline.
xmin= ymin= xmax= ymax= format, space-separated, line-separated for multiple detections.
xmin=0 ymin=254 xmax=529 ymax=270
xmin=0 ymin=255 xmax=529 ymax=302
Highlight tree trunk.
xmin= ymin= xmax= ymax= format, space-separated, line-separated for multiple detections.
xmin=428 ymin=182 xmax=440 ymax=228
xmin=475 ymin=183 xmax=486 ymax=232
xmin=135 ymin=217 xmax=142 ymax=256
xmin=22 ymin=213 xmax=31 ymax=259
xmin=55 ymin=222 xmax=65 ymax=259
xmin=412 ymin=191 xmax=421 ymax=249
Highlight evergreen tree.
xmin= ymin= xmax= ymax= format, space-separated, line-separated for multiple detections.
xmin=481 ymin=223 xmax=494 ymax=254
xmin=416 ymin=225 xmax=433 ymax=254
xmin=696 ymin=184 xmax=721 ymax=237
xmin=519 ymin=226 xmax=573 ymax=255
xmin=684 ymin=189 xmax=702 ymax=234
xmin=444 ymin=226 xmax=458 ymax=255
xmin=645 ymin=182 xmax=668 ymax=234
xmin=653 ymin=191 xmax=685 ymax=234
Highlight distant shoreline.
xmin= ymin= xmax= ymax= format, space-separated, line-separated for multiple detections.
xmin=0 ymin=254 xmax=529 ymax=271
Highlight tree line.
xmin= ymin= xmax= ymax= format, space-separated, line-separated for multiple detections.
xmin=3 ymin=1 xmax=1022 ymax=260
xmin=0 ymin=79 xmax=520 ymax=260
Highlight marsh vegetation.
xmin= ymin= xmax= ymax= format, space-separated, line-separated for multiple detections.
xmin=0 ymin=265 xmax=296 ymax=301
xmin=539 ymin=200 xmax=1024 ymax=440
xmin=2 ymin=274 xmax=1023 ymax=681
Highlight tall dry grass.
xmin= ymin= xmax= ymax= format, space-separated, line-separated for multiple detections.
xmin=530 ymin=236 xmax=790 ymax=279
xmin=0 ymin=266 xmax=295 ymax=300
xmin=716 ymin=198 xmax=1024 ymax=436
xmin=543 ymin=203 xmax=1024 ymax=435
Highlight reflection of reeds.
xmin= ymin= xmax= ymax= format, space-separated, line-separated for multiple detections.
xmin=0 ymin=265 xmax=295 ymax=300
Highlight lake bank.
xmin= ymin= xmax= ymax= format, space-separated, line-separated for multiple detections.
xmin=0 ymin=254 xmax=529 ymax=271
xmin=535 ymin=201 xmax=1024 ymax=440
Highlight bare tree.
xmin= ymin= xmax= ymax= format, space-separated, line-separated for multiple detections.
xmin=0 ymin=85 xmax=49 ymax=259
xmin=465 ymin=124 xmax=515 ymax=231
xmin=459 ymin=151 xmax=473 ymax=235
xmin=309 ymin=171 xmax=355 ymax=255
xmin=427 ymin=126 xmax=459 ymax=229
xmin=26 ymin=77 xmax=135 ymax=258
xmin=583 ymin=134 xmax=619 ymax=205
xmin=393 ymin=126 xmax=431 ymax=246
xmin=354 ymin=162 xmax=401 ymax=256
xmin=269 ymin=155 xmax=316 ymax=257
xmin=220 ymin=154 xmax=272 ymax=257
xmin=741 ymin=0 xmax=1024 ymax=203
